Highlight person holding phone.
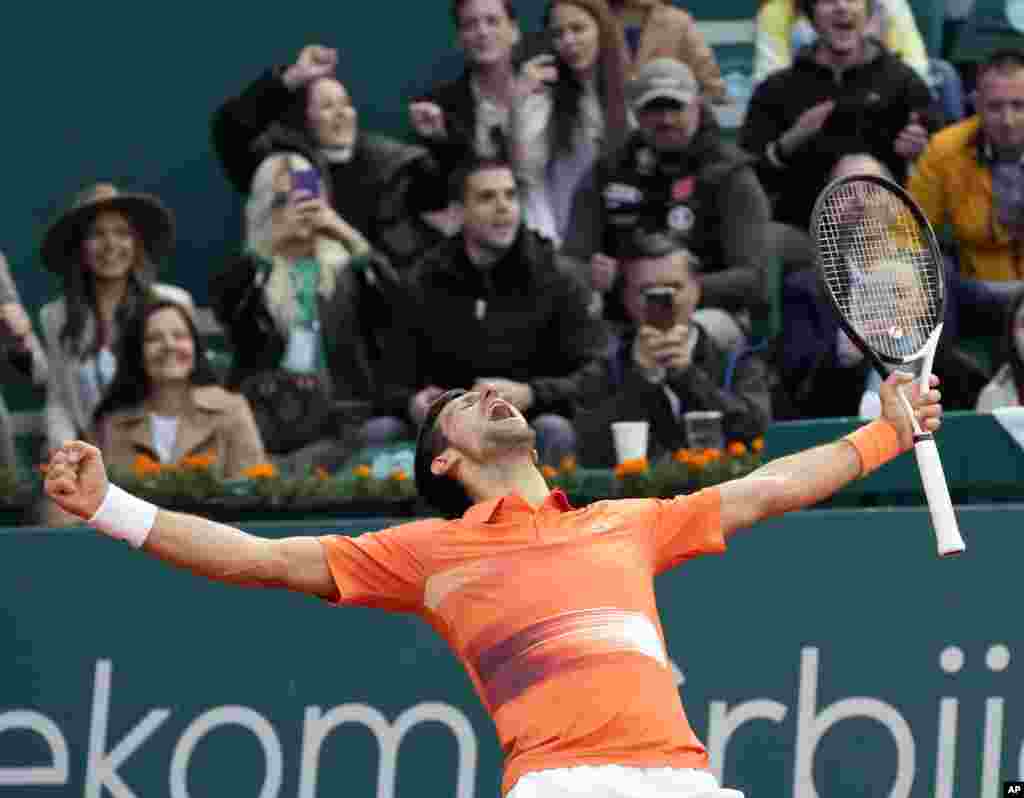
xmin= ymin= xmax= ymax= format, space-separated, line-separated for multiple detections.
xmin=564 ymin=58 xmax=771 ymax=351
xmin=576 ymin=237 xmax=772 ymax=467
xmin=210 ymin=153 xmax=412 ymax=473
xmin=510 ymin=0 xmax=631 ymax=246
xmin=212 ymin=44 xmax=449 ymax=271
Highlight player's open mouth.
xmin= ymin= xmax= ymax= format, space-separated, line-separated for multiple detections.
xmin=489 ymin=402 xmax=514 ymax=421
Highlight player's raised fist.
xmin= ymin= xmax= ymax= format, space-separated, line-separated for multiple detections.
xmin=44 ymin=441 xmax=109 ymax=521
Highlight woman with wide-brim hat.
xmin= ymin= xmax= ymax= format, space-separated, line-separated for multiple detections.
xmin=38 ymin=182 xmax=194 ymax=464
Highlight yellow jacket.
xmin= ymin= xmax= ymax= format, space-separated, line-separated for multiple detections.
xmin=754 ymin=0 xmax=929 ymax=83
xmin=907 ymin=116 xmax=1024 ymax=282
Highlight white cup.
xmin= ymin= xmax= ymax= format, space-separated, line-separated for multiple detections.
xmin=683 ymin=410 xmax=724 ymax=451
xmin=611 ymin=421 xmax=650 ymax=463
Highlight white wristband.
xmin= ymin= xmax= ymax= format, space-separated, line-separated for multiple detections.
xmin=88 ymin=484 xmax=158 ymax=549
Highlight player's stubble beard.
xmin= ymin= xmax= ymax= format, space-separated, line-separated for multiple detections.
xmin=482 ymin=419 xmax=537 ymax=459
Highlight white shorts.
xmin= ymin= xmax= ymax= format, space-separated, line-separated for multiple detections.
xmin=507 ymin=764 xmax=729 ymax=797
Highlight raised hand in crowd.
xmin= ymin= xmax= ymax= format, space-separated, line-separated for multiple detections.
xmin=590 ymin=253 xmax=619 ymax=294
xmin=0 ymin=302 xmax=33 ymax=350
xmin=311 ymin=199 xmax=372 ymax=256
xmin=409 ymin=101 xmax=448 ymax=140
xmin=282 ymin=45 xmax=339 ymax=90
xmin=778 ymin=98 xmax=836 ymax=157
xmin=893 ymin=111 xmax=929 ymax=160
xmin=515 ymin=53 xmax=559 ymax=100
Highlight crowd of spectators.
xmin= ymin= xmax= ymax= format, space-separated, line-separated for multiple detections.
xmin=3 ymin=0 xmax=1024 ymax=520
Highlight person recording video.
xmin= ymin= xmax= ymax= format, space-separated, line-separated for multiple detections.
xmin=576 ymin=238 xmax=772 ymax=467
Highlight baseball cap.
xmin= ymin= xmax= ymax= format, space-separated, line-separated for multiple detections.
xmin=627 ymin=58 xmax=699 ymax=111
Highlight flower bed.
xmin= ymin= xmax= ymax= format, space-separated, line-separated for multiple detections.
xmin=1 ymin=439 xmax=767 ymax=526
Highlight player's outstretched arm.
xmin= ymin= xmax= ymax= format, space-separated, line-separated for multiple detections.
xmin=44 ymin=441 xmax=338 ymax=599
xmin=718 ymin=372 xmax=942 ymax=536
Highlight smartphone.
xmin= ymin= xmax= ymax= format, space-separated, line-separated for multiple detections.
xmin=643 ymin=286 xmax=677 ymax=331
xmin=290 ymin=167 xmax=321 ymax=201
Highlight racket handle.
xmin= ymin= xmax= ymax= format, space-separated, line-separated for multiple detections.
xmin=913 ymin=436 xmax=966 ymax=557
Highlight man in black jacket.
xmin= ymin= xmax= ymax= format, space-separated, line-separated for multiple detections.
xmin=409 ymin=0 xmax=524 ymax=179
xmin=575 ymin=237 xmax=772 ymax=467
xmin=563 ymin=58 xmax=771 ymax=352
xmin=739 ymin=0 xmax=933 ymax=230
xmin=388 ymin=158 xmax=609 ymax=465
xmin=211 ymin=44 xmax=450 ymax=270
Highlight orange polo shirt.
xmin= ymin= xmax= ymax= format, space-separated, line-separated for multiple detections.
xmin=319 ymin=488 xmax=725 ymax=795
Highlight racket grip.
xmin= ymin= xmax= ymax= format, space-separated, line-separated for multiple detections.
xmin=913 ymin=436 xmax=966 ymax=557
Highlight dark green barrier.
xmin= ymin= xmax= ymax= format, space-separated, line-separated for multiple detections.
xmin=766 ymin=411 xmax=1024 ymax=505
xmin=1 ymin=506 xmax=1020 ymax=796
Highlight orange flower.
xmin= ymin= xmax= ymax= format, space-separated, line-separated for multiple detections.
xmin=541 ymin=464 xmax=559 ymax=479
xmin=673 ymin=448 xmax=694 ymax=464
xmin=133 ymin=454 xmax=162 ymax=478
xmin=314 ymin=466 xmax=330 ymax=481
xmin=727 ymin=441 xmax=747 ymax=457
xmin=559 ymin=455 xmax=577 ymax=474
xmin=353 ymin=464 xmax=372 ymax=479
xmin=614 ymin=457 xmax=648 ymax=479
xmin=181 ymin=451 xmax=217 ymax=470
xmin=242 ymin=463 xmax=278 ymax=480
xmin=389 ymin=468 xmax=409 ymax=482
xmin=704 ymin=448 xmax=723 ymax=462
xmin=752 ymin=437 xmax=765 ymax=453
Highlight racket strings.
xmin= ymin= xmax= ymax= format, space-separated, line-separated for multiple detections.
xmin=816 ymin=182 xmax=941 ymax=360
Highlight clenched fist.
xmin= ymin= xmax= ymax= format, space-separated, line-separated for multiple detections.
xmin=44 ymin=441 xmax=110 ymax=521
xmin=283 ymin=45 xmax=338 ymax=90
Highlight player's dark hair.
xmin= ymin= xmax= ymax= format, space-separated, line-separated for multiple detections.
xmin=414 ymin=389 xmax=475 ymax=519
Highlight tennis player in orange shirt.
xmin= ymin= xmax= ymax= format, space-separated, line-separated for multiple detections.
xmin=44 ymin=373 xmax=942 ymax=797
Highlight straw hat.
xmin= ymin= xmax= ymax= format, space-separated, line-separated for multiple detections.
xmin=40 ymin=183 xmax=175 ymax=274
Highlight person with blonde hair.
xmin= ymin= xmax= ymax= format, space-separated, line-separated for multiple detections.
xmin=210 ymin=153 xmax=410 ymax=473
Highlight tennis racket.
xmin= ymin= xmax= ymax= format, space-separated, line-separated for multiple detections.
xmin=810 ymin=174 xmax=965 ymax=558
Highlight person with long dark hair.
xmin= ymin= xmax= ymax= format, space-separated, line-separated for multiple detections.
xmin=211 ymin=43 xmax=449 ymax=270
xmin=38 ymin=183 xmax=193 ymax=455
xmin=511 ymin=0 xmax=631 ymax=245
xmin=93 ymin=300 xmax=266 ymax=479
